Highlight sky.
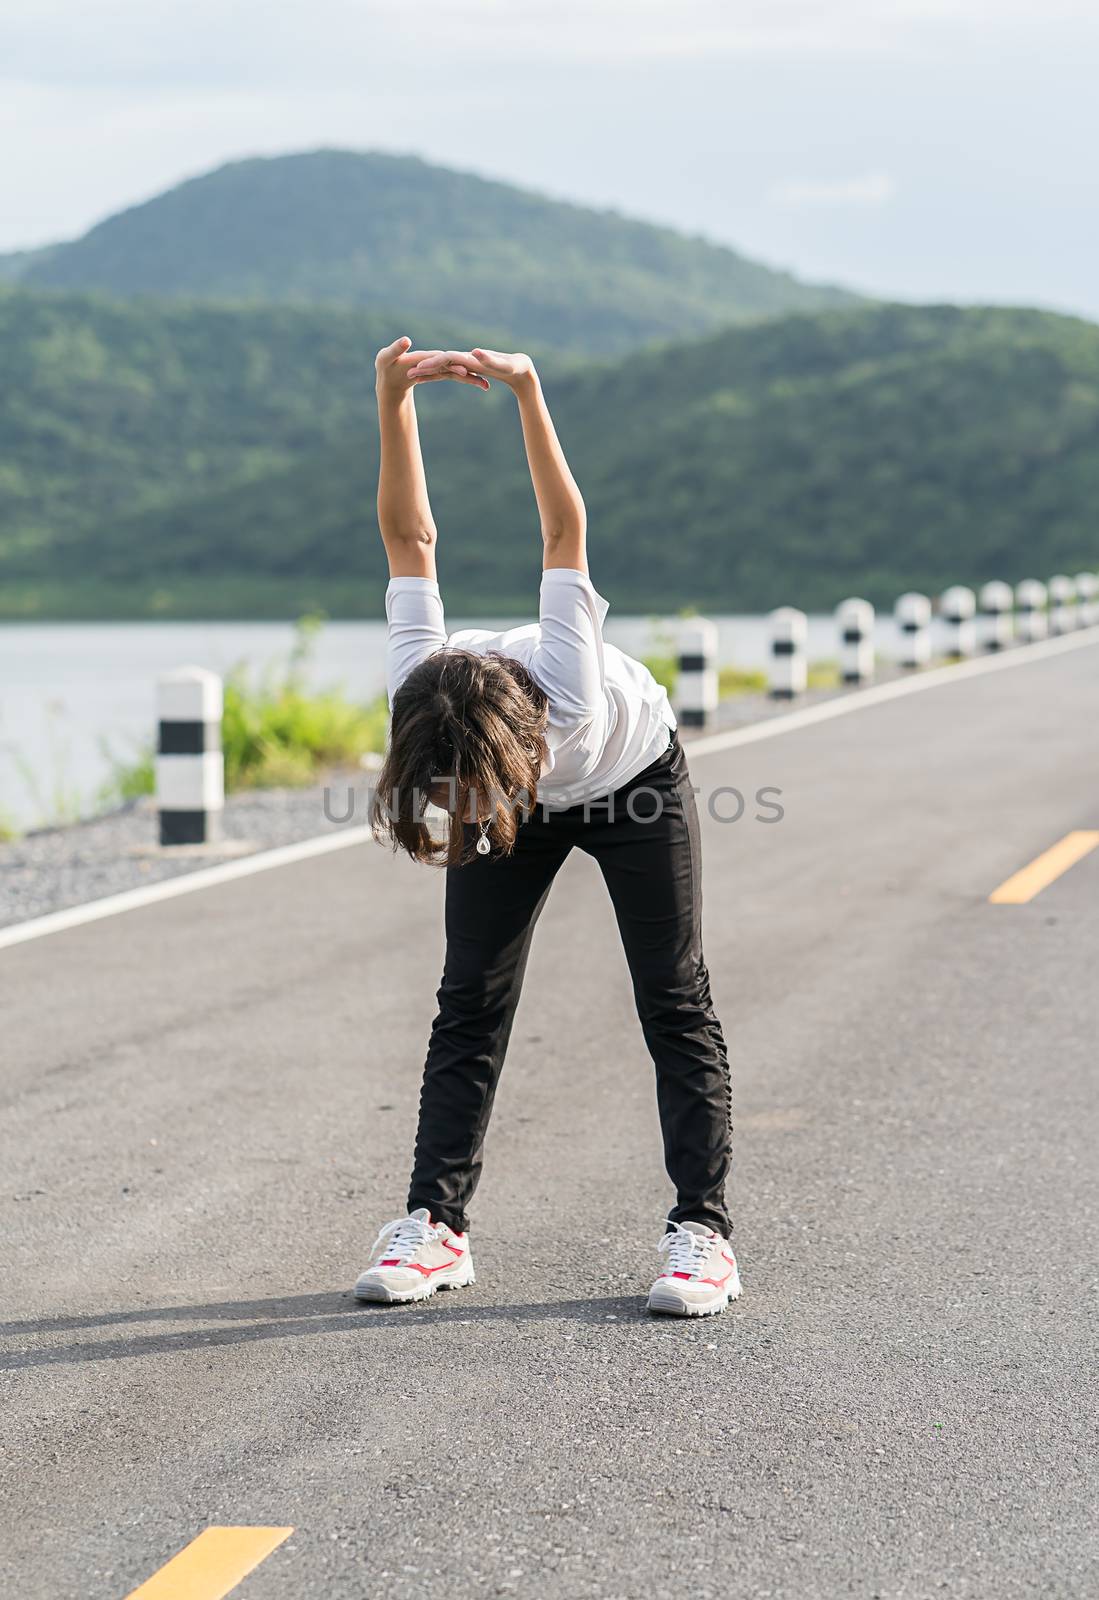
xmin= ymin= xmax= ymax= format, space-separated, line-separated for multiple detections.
xmin=3 ymin=0 xmax=1098 ymax=317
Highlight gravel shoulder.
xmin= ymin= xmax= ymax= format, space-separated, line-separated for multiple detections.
xmin=0 ymin=766 xmax=373 ymax=930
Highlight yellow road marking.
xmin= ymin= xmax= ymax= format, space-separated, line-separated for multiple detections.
xmin=122 ymin=1527 xmax=293 ymax=1599
xmin=989 ymin=830 xmax=1099 ymax=904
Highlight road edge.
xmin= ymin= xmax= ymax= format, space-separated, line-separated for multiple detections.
xmin=686 ymin=624 xmax=1099 ymax=758
xmin=2 ymin=627 xmax=1096 ymax=952
xmin=0 ymin=827 xmax=372 ymax=952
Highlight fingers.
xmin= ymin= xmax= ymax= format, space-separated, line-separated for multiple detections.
xmin=409 ymin=349 xmax=501 ymax=378
xmin=376 ymin=341 xmax=502 ymax=380
xmin=402 ymin=348 xmax=445 ymax=366
xmin=375 ymin=335 xmax=412 ymax=369
xmin=407 ymin=351 xmax=468 ymax=377
xmin=375 ymin=340 xmax=485 ymax=398
xmin=407 ymin=351 xmax=493 ymax=389
xmin=411 ymin=370 xmax=490 ymax=390
xmin=472 ymin=348 xmax=522 ymax=376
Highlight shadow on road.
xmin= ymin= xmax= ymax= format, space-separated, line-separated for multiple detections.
xmin=1 ymin=1290 xmax=664 ymax=1371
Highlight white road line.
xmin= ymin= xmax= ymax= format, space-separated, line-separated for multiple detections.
xmin=686 ymin=625 xmax=1099 ymax=759
xmin=2 ymin=626 xmax=1096 ymax=952
xmin=0 ymin=826 xmax=372 ymax=952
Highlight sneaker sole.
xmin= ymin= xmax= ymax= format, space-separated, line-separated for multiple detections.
xmin=646 ymin=1280 xmax=742 ymax=1319
xmin=353 ymin=1264 xmax=475 ymax=1304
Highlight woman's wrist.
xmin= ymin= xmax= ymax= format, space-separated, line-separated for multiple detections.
xmin=511 ymin=367 xmax=540 ymax=400
xmin=377 ymin=383 xmax=414 ymax=413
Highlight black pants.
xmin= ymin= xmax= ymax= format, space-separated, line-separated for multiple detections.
xmin=407 ymin=733 xmax=732 ymax=1236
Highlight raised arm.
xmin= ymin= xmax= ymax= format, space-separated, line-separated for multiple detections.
xmin=408 ymin=347 xmax=587 ymax=573
xmin=512 ymin=359 xmax=587 ymax=574
xmin=374 ymin=336 xmax=488 ymax=579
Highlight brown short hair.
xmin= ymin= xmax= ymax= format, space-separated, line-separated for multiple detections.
xmin=372 ymin=650 xmax=549 ymax=866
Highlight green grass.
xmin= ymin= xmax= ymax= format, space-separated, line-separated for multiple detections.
xmin=642 ymin=655 xmax=769 ymax=701
xmin=222 ymin=676 xmax=388 ymax=792
xmin=7 ymin=706 xmax=85 ymax=830
xmin=718 ymin=666 xmax=768 ymax=697
xmin=643 ymin=657 xmax=838 ymax=702
xmin=641 ymin=653 xmax=678 ymax=696
xmin=95 ymin=745 xmax=154 ymax=810
xmin=806 ymin=659 xmax=841 ymax=689
xmin=99 ymin=615 xmax=390 ymax=807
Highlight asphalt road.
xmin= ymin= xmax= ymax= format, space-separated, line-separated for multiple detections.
xmin=2 ymin=642 xmax=1097 ymax=1600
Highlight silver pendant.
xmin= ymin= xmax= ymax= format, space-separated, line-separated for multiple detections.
xmin=476 ymin=832 xmax=491 ymax=855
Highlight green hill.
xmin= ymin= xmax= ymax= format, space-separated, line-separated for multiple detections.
xmin=19 ymin=150 xmax=857 ymax=354
xmin=0 ymin=246 xmax=56 ymax=283
xmin=0 ymin=288 xmax=482 ymax=595
xmin=2 ymin=294 xmax=1098 ymax=618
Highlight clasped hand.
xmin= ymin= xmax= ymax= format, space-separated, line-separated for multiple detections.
xmin=375 ymin=336 xmax=535 ymax=398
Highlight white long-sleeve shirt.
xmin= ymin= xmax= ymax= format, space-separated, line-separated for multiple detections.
xmin=385 ymin=568 xmax=675 ymax=809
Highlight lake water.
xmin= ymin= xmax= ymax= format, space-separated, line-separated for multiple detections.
xmin=0 ymin=614 xmax=935 ymax=828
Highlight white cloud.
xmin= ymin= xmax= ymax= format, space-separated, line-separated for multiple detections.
xmin=769 ymin=173 xmax=898 ymax=209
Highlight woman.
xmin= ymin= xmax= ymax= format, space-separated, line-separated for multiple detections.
xmin=354 ymin=337 xmax=739 ymax=1318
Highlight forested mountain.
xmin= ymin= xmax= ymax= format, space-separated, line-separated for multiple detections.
xmin=15 ymin=150 xmax=857 ymax=353
xmin=0 ymin=246 xmax=55 ymax=282
xmin=0 ymin=288 xmax=464 ymax=556
xmin=2 ymin=291 xmax=1097 ymax=619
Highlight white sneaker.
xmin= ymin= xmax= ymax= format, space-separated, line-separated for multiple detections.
xmin=353 ymin=1207 xmax=475 ymax=1304
xmin=647 ymin=1220 xmax=742 ymax=1317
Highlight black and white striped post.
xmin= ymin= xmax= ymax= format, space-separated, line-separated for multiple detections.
xmin=836 ymin=597 xmax=875 ymax=685
xmin=673 ymin=618 xmax=719 ymax=730
xmin=1015 ymin=579 xmax=1047 ymax=643
xmin=1048 ymin=574 xmax=1076 ymax=634
xmin=1075 ymin=571 xmax=1099 ymax=628
xmin=768 ymin=607 xmax=807 ymax=698
xmin=156 ymin=666 xmax=224 ymax=846
xmin=895 ymin=591 xmax=931 ymax=669
xmin=940 ymin=585 xmax=977 ymax=659
xmin=978 ymin=581 xmax=1014 ymax=651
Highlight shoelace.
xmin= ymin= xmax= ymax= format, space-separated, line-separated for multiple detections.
xmin=369 ymin=1213 xmax=439 ymax=1263
xmin=657 ymin=1224 xmax=714 ymax=1278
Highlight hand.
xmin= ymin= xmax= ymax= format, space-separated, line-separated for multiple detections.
xmin=407 ymin=347 xmax=537 ymax=392
xmin=375 ymin=336 xmax=490 ymax=400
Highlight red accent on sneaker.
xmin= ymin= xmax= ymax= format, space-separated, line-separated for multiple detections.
xmin=408 ymin=1259 xmax=463 ymax=1278
xmin=671 ymin=1271 xmax=692 ymax=1280
xmin=441 ymin=1240 xmax=465 ymax=1257
xmin=698 ymin=1266 xmax=735 ymax=1288
xmin=379 ymin=1258 xmax=400 ymax=1266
